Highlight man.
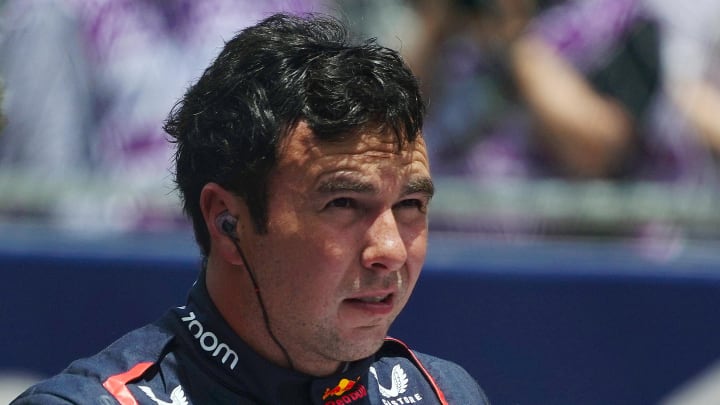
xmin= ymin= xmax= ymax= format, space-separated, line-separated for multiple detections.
xmin=13 ymin=13 xmax=489 ymax=404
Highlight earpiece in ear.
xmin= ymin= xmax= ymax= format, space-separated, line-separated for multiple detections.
xmin=216 ymin=211 xmax=238 ymax=238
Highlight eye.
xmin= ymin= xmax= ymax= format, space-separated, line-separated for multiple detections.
xmin=395 ymin=198 xmax=427 ymax=212
xmin=325 ymin=197 xmax=356 ymax=209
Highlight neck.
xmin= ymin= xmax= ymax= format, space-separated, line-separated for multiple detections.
xmin=205 ymin=259 xmax=289 ymax=365
xmin=205 ymin=258 xmax=345 ymax=376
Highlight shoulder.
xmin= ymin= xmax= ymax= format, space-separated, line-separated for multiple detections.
xmin=10 ymin=373 xmax=117 ymax=405
xmin=412 ymin=351 xmax=491 ymax=405
xmin=12 ymin=321 xmax=176 ymax=404
xmin=377 ymin=337 xmax=490 ymax=405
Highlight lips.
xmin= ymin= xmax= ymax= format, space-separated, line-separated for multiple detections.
xmin=347 ymin=289 xmax=394 ymax=303
xmin=354 ymin=294 xmax=390 ymax=303
xmin=344 ymin=292 xmax=395 ymax=315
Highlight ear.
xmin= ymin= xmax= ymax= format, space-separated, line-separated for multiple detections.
xmin=199 ymin=183 xmax=244 ymax=265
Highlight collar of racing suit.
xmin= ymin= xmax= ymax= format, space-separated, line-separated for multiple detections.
xmin=170 ymin=270 xmax=376 ymax=404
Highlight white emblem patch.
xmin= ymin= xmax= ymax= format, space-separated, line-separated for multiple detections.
xmin=139 ymin=385 xmax=189 ymax=405
xmin=370 ymin=364 xmax=409 ymax=398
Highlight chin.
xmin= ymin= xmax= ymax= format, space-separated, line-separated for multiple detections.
xmin=339 ymin=330 xmax=388 ymax=362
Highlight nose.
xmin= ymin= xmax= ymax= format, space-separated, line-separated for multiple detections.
xmin=360 ymin=209 xmax=407 ymax=272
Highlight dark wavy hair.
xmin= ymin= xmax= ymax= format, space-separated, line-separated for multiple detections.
xmin=164 ymin=13 xmax=425 ymax=257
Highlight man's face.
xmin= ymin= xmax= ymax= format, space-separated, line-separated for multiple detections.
xmin=240 ymin=122 xmax=433 ymax=375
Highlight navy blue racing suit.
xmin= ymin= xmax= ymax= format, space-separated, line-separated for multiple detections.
xmin=12 ymin=272 xmax=489 ymax=404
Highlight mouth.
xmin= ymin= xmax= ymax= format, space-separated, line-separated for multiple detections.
xmin=344 ymin=292 xmax=395 ymax=315
xmin=353 ymin=294 xmax=391 ymax=303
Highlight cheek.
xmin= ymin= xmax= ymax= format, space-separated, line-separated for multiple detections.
xmin=276 ymin=236 xmax=353 ymax=291
xmin=405 ymin=226 xmax=428 ymax=263
xmin=403 ymin=231 xmax=427 ymax=283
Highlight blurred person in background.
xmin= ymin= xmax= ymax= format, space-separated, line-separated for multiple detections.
xmin=404 ymin=0 xmax=659 ymax=181
xmin=386 ymin=0 xmax=564 ymax=180
xmin=510 ymin=0 xmax=660 ymax=179
xmin=510 ymin=0 xmax=720 ymax=242
xmin=512 ymin=0 xmax=720 ymax=184
xmin=410 ymin=0 xmax=716 ymax=183
xmin=406 ymin=0 xmax=541 ymax=180
xmin=0 ymin=0 xmax=324 ymax=231
xmin=377 ymin=0 xmax=718 ymax=238
xmin=11 ymin=12 xmax=489 ymax=405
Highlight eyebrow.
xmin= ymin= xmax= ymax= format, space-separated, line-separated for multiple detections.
xmin=316 ymin=176 xmax=434 ymax=198
xmin=405 ymin=177 xmax=435 ymax=199
xmin=317 ymin=178 xmax=376 ymax=194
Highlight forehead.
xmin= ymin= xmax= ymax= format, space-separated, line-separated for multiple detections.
xmin=275 ymin=122 xmax=430 ymax=180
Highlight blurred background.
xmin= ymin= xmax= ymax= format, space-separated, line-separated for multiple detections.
xmin=1 ymin=0 xmax=719 ymax=404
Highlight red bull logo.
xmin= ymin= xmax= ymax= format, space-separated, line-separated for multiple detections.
xmin=322 ymin=377 xmax=368 ymax=404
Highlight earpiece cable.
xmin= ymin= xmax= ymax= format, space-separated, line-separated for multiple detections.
xmin=228 ymin=236 xmax=296 ymax=371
